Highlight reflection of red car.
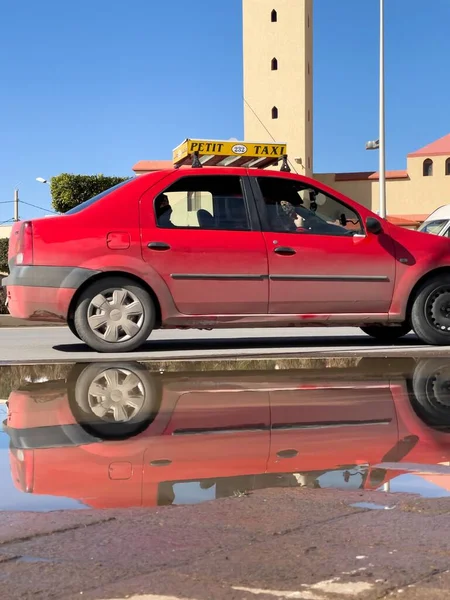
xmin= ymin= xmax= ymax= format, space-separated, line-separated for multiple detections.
xmin=4 ymin=358 xmax=450 ymax=508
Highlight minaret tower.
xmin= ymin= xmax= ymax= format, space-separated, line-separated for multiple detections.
xmin=243 ymin=0 xmax=313 ymax=175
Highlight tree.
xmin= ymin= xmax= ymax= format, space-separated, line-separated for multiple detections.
xmin=0 ymin=238 xmax=8 ymax=274
xmin=50 ymin=173 xmax=130 ymax=214
xmin=0 ymin=237 xmax=9 ymax=313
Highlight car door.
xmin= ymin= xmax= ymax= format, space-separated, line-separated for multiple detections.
xmin=141 ymin=379 xmax=270 ymax=506
xmin=251 ymin=174 xmax=396 ymax=315
xmin=140 ymin=171 xmax=269 ymax=315
xmin=267 ymin=380 xmax=399 ymax=479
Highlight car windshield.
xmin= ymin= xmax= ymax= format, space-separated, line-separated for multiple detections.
xmin=65 ymin=179 xmax=132 ymax=215
xmin=417 ymin=219 xmax=449 ymax=235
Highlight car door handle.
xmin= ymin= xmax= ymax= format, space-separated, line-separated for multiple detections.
xmin=148 ymin=242 xmax=171 ymax=251
xmin=274 ymin=247 xmax=296 ymax=256
xmin=277 ymin=449 xmax=299 ymax=459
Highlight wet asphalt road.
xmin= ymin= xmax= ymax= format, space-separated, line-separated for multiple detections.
xmin=1 ymin=325 xmax=449 ymax=363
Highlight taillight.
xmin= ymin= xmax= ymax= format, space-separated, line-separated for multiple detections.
xmin=10 ymin=448 xmax=34 ymax=493
xmin=16 ymin=221 xmax=34 ymax=265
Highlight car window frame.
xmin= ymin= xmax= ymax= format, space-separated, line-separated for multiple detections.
xmin=154 ymin=174 xmax=262 ymax=233
xmin=249 ymin=174 xmax=366 ymax=238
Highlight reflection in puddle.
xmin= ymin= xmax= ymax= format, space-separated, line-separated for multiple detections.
xmin=388 ymin=474 xmax=450 ymax=498
xmin=2 ymin=357 xmax=450 ymax=511
xmin=16 ymin=556 xmax=56 ymax=564
xmin=0 ymin=405 xmax=86 ymax=512
xmin=350 ymin=502 xmax=396 ymax=510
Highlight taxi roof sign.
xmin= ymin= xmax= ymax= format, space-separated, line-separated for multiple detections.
xmin=172 ymin=138 xmax=290 ymax=171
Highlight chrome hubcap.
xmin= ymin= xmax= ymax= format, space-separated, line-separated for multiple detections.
xmin=87 ymin=288 xmax=144 ymax=343
xmin=87 ymin=368 xmax=146 ymax=423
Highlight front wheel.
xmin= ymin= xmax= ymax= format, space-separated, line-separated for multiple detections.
xmin=73 ymin=277 xmax=155 ymax=353
xmin=411 ymin=359 xmax=450 ymax=427
xmin=411 ymin=275 xmax=450 ymax=345
xmin=360 ymin=323 xmax=411 ymax=343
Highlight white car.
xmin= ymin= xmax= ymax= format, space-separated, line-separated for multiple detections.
xmin=417 ymin=205 xmax=450 ymax=237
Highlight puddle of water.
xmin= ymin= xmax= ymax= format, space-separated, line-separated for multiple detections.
xmin=0 ymin=406 xmax=86 ymax=512
xmin=350 ymin=502 xmax=396 ymax=510
xmin=1 ymin=357 xmax=450 ymax=510
xmin=16 ymin=556 xmax=56 ymax=564
xmin=385 ymin=474 xmax=450 ymax=498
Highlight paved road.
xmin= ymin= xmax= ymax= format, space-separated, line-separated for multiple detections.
xmin=1 ymin=325 xmax=450 ymax=364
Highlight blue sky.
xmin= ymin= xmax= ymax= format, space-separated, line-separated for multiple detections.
xmin=1 ymin=0 xmax=449 ymax=222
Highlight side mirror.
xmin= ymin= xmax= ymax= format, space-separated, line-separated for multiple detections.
xmin=366 ymin=217 xmax=383 ymax=235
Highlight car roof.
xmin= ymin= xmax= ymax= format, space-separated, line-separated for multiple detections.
xmin=423 ymin=204 xmax=450 ymax=222
xmin=138 ymin=166 xmax=313 ymax=183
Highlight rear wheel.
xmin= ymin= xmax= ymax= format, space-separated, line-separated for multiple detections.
xmin=73 ymin=277 xmax=155 ymax=353
xmin=67 ymin=317 xmax=81 ymax=340
xmin=411 ymin=275 xmax=450 ymax=345
xmin=68 ymin=362 xmax=160 ymax=439
xmin=360 ymin=323 xmax=411 ymax=342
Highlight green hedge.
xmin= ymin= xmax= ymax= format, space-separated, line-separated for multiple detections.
xmin=0 ymin=238 xmax=9 ymax=313
xmin=0 ymin=237 xmax=8 ymax=274
xmin=51 ymin=173 xmax=129 ymax=213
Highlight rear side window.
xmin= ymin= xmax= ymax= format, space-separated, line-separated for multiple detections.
xmin=154 ymin=175 xmax=250 ymax=231
xmin=65 ymin=179 xmax=132 ymax=215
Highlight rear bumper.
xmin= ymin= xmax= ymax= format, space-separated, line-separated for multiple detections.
xmin=4 ymin=285 xmax=75 ymax=322
xmin=5 ymin=424 xmax=101 ymax=449
xmin=3 ymin=265 xmax=99 ymax=321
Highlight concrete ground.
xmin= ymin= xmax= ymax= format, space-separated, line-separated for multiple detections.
xmin=1 ymin=488 xmax=450 ymax=600
xmin=2 ymin=325 xmax=450 ymax=364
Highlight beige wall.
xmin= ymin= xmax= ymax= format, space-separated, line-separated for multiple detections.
xmin=404 ymin=155 xmax=450 ymax=214
xmin=0 ymin=226 xmax=12 ymax=240
xmin=165 ymin=191 xmax=213 ymax=227
xmin=243 ymin=0 xmax=313 ymax=176
xmin=315 ymin=154 xmax=450 ymax=217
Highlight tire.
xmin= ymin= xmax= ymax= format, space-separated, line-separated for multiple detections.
xmin=411 ymin=275 xmax=450 ymax=345
xmin=411 ymin=358 xmax=450 ymax=427
xmin=67 ymin=317 xmax=81 ymax=340
xmin=67 ymin=362 xmax=161 ymax=439
xmin=73 ymin=277 xmax=155 ymax=353
xmin=360 ymin=323 xmax=411 ymax=342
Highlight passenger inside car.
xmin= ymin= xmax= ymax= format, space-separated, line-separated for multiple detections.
xmin=155 ymin=194 xmax=175 ymax=227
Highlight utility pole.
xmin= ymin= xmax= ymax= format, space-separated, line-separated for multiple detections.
xmin=378 ymin=0 xmax=386 ymax=218
xmin=13 ymin=189 xmax=19 ymax=222
xmin=13 ymin=190 xmax=19 ymax=223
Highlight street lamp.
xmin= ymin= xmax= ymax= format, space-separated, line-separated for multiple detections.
xmin=366 ymin=140 xmax=379 ymax=151
xmin=36 ymin=177 xmax=49 ymax=184
xmin=365 ymin=0 xmax=386 ymax=219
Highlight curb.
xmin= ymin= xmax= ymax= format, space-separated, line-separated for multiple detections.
xmin=0 ymin=315 xmax=63 ymax=328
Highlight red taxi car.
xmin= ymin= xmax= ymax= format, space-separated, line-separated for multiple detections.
xmin=4 ymin=359 xmax=450 ymax=509
xmin=4 ymin=138 xmax=450 ymax=352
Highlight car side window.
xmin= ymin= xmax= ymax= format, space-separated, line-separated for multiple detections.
xmin=154 ymin=175 xmax=251 ymax=231
xmin=257 ymin=177 xmax=364 ymax=237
